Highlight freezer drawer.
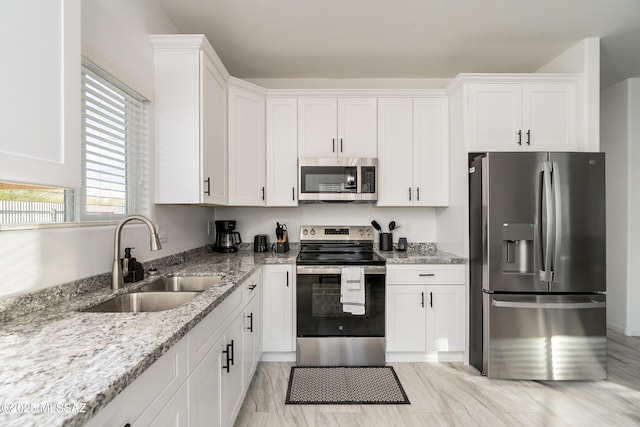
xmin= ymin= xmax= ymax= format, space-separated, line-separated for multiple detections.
xmin=483 ymin=293 xmax=606 ymax=380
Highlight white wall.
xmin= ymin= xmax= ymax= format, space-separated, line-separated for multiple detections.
xmin=537 ymin=38 xmax=600 ymax=152
xmin=214 ymin=205 xmax=437 ymax=245
xmin=0 ymin=0 xmax=214 ymax=299
xmin=600 ymin=78 xmax=640 ymax=336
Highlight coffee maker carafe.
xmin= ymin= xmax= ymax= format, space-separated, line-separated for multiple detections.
xmin=214 ymin=220 xmax=242 ymax=253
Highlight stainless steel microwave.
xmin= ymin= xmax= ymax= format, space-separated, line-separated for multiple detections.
xmin=298 ymin=158 xmax=377 ymax=202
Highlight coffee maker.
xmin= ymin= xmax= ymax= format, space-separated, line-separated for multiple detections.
xmin=214 ymin=220 xmax=242 ymax=253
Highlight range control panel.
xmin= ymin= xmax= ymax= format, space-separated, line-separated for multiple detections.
xmin=299 ymin=225 xmax=374 ymax=242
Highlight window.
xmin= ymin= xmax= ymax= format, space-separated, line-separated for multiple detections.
xmin=0 ymin=59 xmax=148 ymax=226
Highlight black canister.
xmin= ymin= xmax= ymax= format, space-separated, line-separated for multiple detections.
xmin=379 ymin=232 xmax=393 ymax=251
xmin=254 ymin=234 xmax=269 ymax=252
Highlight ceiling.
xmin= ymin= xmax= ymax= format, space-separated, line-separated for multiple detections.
xmin=155 ymin=0 xmax=640 ymax=88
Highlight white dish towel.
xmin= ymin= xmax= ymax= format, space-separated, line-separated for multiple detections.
xmin=341 ymin=267 xmax=365 ymax=315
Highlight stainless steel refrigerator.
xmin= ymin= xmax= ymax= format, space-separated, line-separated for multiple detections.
xmin=469 ymin=152 xmax=606 ymax=380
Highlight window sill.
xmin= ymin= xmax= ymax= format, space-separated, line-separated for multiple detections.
xmin=0 ymin=221 xmax=119 ymax=232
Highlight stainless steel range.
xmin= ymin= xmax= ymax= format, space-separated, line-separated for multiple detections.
xmin=296 ymin=225 xmax=386 ymax=366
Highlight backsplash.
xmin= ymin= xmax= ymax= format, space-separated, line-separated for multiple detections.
xmin=214 ymin=205 xmax=437 ymax=243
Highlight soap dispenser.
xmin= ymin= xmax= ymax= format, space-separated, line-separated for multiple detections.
xmin=123 ymin=247 xmax=144 ymax=283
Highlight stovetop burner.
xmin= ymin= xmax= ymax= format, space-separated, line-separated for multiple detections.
xmin=296 ymin=225 xmax=386 ymax=266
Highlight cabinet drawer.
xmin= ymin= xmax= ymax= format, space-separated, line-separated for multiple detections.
xmin=188 ymin=289 xmax=242 ymax=374
xmin=387 ymin=265 xmax=465 ymax=285
xmin=242 ymin=272 xmax=260 ymax=303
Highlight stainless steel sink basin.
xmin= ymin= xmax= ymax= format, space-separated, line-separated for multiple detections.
xmin=83 ymin=292 xmax=198 ymax=313
xmin=138 ymin=275 xmax=222 ymax=292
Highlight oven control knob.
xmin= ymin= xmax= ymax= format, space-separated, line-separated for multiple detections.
xmin=310 ymin=229 xmax=316 ymax=235
xmin=303 ymin=228 xmax=309 ymax=236
xmin=358 ymin=228 xmax=364 ymax=236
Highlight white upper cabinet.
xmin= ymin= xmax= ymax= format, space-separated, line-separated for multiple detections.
xmin=0 ymin=0 xmax=80 ymax=188
xmin=266 ymin=98 xmax=298 ymax=207
xmin=377 ymin=98 xmax=414 ymax=206
xmin=337 ymin=98 xmax=377 ymax=157
xmin=228 ymin=79 xmax=266 ymax=206
xmin=377 ymin=97 xmax=449 ymax=207
xmin=413 ymin=98 xmax=449 ymax=206
xmin=298 ymin=98 xmax=376 ymax=158
xmin=298 ymin=98 xmax=337 ymax=157
xmin=151 ymin=35 xmax=229 ymax=205
xmin=467 ymin=79 xmax=577 ymax=152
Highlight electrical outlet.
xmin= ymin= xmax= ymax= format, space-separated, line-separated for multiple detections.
xmin=157 ymin=224 xmax=167 ymax=243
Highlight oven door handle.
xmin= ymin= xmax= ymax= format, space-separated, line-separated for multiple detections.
xmin=296 ymin=265 xmax=386 ymax=275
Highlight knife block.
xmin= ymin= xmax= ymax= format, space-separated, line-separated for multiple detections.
xmin=275 ymin=230 xmax=289 ymax=253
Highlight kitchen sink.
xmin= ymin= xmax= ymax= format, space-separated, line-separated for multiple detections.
xmin=138 ymin=275 xmax=223 ymax=292
xmin=83 ymin=291 xmax=199 ymax=313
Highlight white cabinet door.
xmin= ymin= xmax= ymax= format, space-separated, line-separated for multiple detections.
xmin=468 ymin=84 xmax=522 ymax=151
xmin=144 ymin=383 xmax=189 ymax=427
xmin=0 ymin=0 xmax=80 ymax=188
xmin=377 ymin=98 xmax=413 ymax=206
xmin=386 ymin=285 xmax=426 ymax=352
xmin=522 ymin=82 xmax=577 ymax=151
xmin=188 ymin=335 xmax=224 ymax=427
xmin=337 ymin=98 xmax=377 ymax=157
xmin=242 ymin=267 xmax=262 ymax=389
xmin=202 ymin=52 xmax=228 ymax=205
xmin=152 ymin=35 xmax=228 ymax=204
xmin=262 ymin=265 xmax=294 ymax=352
xmin=223 ymin=312 xmax=245 ymax=427
xmin=266 ymin=98 xmax=298 ymax=206
xmin=298 ymin=98 xmax=337 ymax=157
xmin=228 ymin=82 xmax=266 ymax=206
xmin=425 ymin=285 xmax=466 ymax=353
xmin=413 ymin=98 xmax=449 ymax=206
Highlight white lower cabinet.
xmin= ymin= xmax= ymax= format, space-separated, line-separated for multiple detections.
xmin=88 ymin=269 xmax=264 ymax=427
xmin=262 ymin=264 xmax=295 ymax=354
xmin=386 ymin=265 xmax=466 ymax=361
xmin=85 ymin=338 xmax=188 ymax=427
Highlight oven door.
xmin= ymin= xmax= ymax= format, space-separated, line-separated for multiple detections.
xmin=296 ymin=265 xmax=385 ymax=337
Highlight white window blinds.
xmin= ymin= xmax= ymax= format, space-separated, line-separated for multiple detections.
xmin=80 ymin=60 xmax=147 ymax=221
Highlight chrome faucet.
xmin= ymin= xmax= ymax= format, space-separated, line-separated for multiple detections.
xmin=113 ymin=215 xmax=162 ymax=290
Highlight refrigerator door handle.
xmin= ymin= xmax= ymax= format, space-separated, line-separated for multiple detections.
xmin=539 ymin=161 xmax=555 ymax=282
xmin=492 ymin=300 xmax=606 ymax=309
xmin=551 ymin=161 xmax=562 ymax=282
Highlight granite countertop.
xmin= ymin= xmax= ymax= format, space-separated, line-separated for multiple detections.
xmin=0 ymin=243 xmax=464 ymax=426
xmin=0 ymin=247 xmax=296 ymax=427
xmin=375 ymin=243 xmax=467 ymax=264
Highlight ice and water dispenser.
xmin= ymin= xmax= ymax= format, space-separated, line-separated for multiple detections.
xmin=502 ymin=223 xmax=534 ymax=274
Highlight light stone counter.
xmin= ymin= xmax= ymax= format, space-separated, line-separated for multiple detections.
xmin=375 ymin=243 xmax=467 ymax=265
xmin=0 ymin=247 xmax=296 ymax=427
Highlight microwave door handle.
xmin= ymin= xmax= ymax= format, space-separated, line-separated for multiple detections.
xmin=356 ymin=164 xmax=362 ymax=195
